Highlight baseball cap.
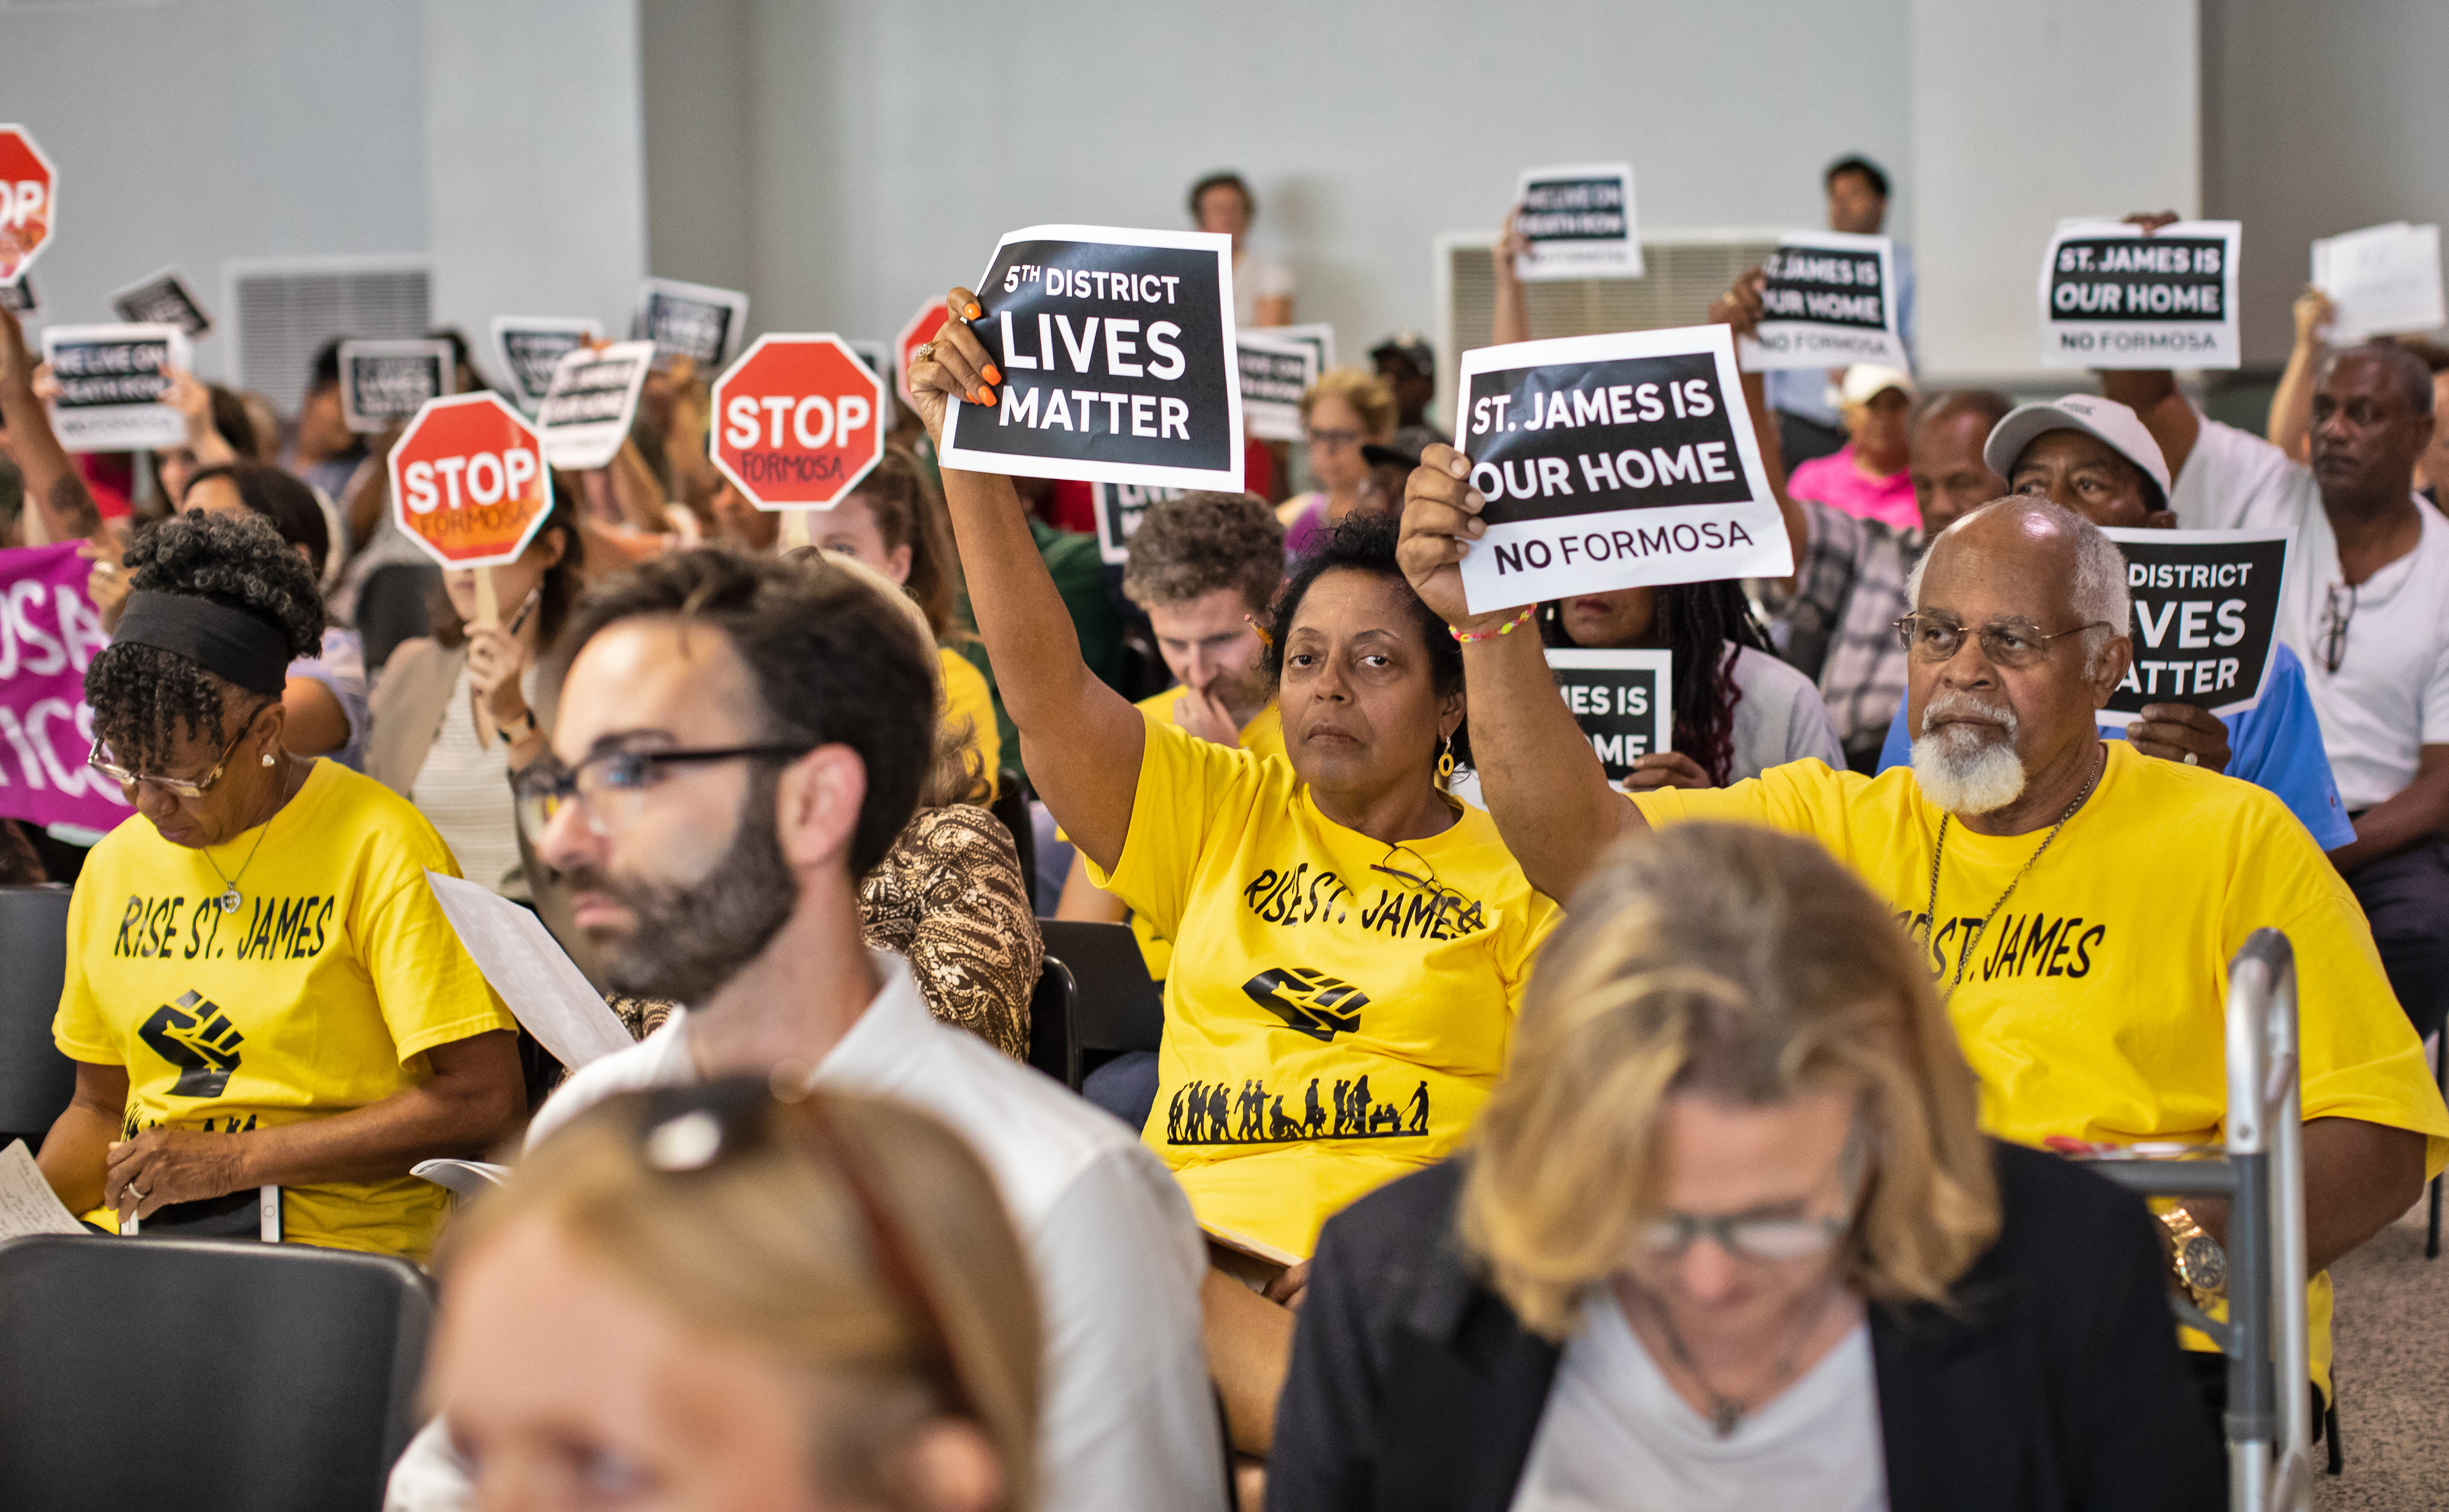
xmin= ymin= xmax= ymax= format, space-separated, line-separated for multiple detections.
xmin=1838 ymin=364 xmax=1916 ymax=406
xmin=1370 ymin=331 xmax=1435 ymax=375
xmin=1982 ymin=394 xmax=2172 ymax=501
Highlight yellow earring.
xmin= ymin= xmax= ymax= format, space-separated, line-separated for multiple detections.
xmin=1436 ymin=735 xmax=1456 ymax=781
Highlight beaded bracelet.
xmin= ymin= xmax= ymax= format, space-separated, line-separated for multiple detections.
xmin=1449 ymin=604 xmax=1539 ymax=643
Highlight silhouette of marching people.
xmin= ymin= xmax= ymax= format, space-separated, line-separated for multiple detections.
xmin=1164 ymin=1074 xmax=1431 ymax=1144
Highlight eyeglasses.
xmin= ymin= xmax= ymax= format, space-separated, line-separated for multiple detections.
xmin=512 ymin=744 xmax=812 ymax=839
xmin=634 ymin=1079 xmax=975 ymax=1420
xmin=1892 ymin=612 xmax=2110 ymax=668
xmin=1637 ymin=1210 xmax=1851 ymax=1262
xmin=87 ymin=700 xmax=274 ymax=801
xmin=2318 ymin=583 xmax=2357 ymax=675
xmin=1305 ymin=427 xmax=1363 ymax=451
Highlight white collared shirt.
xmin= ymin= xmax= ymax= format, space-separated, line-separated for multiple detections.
xmin=391 ymin=952 xmax=1226 ymax=1512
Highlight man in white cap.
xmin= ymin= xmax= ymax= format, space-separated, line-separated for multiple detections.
xmin=1401 ymin=447 xmax=2448 ymax=1429
xmin=1860 ymin=394 xmax=2353 ymax=853
xmin=2103 ymin=307 xmax=2449 ymax=1042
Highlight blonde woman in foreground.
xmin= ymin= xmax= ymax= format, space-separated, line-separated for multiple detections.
xmin=422 ymin=1082 xmax=1039 ymax=1512
xmin=1269 ymin=822 xmax=2224 ymax=1512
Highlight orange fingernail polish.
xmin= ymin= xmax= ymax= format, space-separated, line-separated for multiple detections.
xmin=976 ymin=386 xmax=994 ymax=405
xmin=983 ymin=364 xmax=1002 ymax=385
xmin=966 ymin=304 xmax=983 ymax=320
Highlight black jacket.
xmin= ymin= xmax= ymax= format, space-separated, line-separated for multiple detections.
xmin=1270 ymin=1142 xmax=2224 ymax=1512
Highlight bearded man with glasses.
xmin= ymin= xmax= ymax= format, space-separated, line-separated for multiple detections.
xmin=1403 ymin=471 xmax=2448 ymax=1434
xmin=388 ymin=548 xmax=1226 ymax=1512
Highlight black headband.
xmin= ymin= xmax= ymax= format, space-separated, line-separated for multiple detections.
xmin=113 ymin=591 xmax=291 ymax=695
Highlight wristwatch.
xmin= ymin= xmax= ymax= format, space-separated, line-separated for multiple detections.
xmin=2159 ymin=1206 xmax=2227 ymax=1308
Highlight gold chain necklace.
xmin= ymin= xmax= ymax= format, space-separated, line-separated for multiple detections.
xmin=1922 ymin=746 xmax=2102 ymax=993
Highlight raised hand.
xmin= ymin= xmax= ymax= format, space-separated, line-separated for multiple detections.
xmin=903 ymin=288 xmax=1000 ymax=444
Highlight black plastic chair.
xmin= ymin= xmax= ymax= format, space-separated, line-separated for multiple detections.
xmin=356 ymin=560 xmax=444 ymax=674
xmin=0 ymin=1233 xmax=435 ymax=1510
xmin=0 ymin=885 xmax=75 ymax=1150
xmin=1025 ymin=956 xmax=1080 ymax=1089
xmin=988 ymin=768 xmax=1035 ymax=899
xmin=1036 ymin=919 xmax=1163 ymax=1083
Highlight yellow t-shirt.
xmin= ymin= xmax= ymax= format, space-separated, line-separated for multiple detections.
xmin=1088 ymin=720 xmax=1561 ymax=1256
xmin=940 ymin=646 xmax=1001 ymax=799
xmin=1124 ymin=688 xmax=1288 ymax=981
xmin=1633 ymin=743 xmax=2449 ymax=1390
xmin=53 ymin=761 xmax=519 ymax=1261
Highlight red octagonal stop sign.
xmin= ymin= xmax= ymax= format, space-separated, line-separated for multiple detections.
xmin=388 ymin=391 xmax=551 ymax=569
xmin=0 ymin=125 xmax=59 ymax=285
xmin=712 ymin=333 xmax=885 ymax=511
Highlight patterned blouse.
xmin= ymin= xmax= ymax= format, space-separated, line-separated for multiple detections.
xmin=607 ymin=804 xmax=1040 ymax=1061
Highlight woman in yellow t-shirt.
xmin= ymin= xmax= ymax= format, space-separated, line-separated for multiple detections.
xmin=37 ymin=511 xmax=523 ymax=1260
xmin=910 ymin=294 xmax=1562 ymax=1260
xmin=808 ymin=444 xmax=1002 ymax=797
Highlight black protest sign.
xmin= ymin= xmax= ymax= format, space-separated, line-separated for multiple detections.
xmin=939 ymin=224 xmax=1244 ymax=492
xmin=636 ymin=277 xmax=748 ymax=369
xmin=0 ymin=274 xmax=32 ymax=314
xmin=1513 ymin=162 xmax=1642 ymax=280
xmin=492 ymin=317 xmax=601 ymax=411
xmin=539 ymin=340 xmax=654 ymax=471
xmin=39 ymin=323 xmax=190 ymax=451
xmin=2039 ymin=220 xmax=2240 ymax=369
xmin=1238 ymin=331 xmax=1317 ymax=443
xmin=2100 ymin=528 xmax=2290 ymax=722
xmin=339 ymin=339 xmax=456 ymax=433
xmin=1740 ymin=232 xmax=1905 ymax=371
xmin=1450 ymin=325 xmax=1788 ymax=613
xmin=1548 ymin=649 xmax=1671 ymax=780
xmin=1092 ymin=482 xmax=1185 ymax=565
xmin=110 ymin=266 xmax=213 ymax=337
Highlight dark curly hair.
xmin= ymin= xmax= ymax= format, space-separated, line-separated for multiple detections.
xmin=550 ymin=548 xmax=937 ymax=877
xmin=1120 ymin=491 xmax=1283 ymax=615
xmin=1266 ymin=514 xmax=1471 ymax=774
xmin=1540 ymin=581 xmax=1772 ymax=785
xmin=86 ymin=511 xmax=321 ymax=771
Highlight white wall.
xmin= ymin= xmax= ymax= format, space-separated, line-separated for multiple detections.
xmin=0 ymin=0 xmax=646 ymax=399
xmin=1908 ymin=0 xmax=2200 ymax=382
xmin=2203 ymin=0 xmax=2449 ymax=366
xmin=0 ymin=0 xmax=430 ymax=384
xmin=688 ymin=0 xmax=1914 ymax=373
xmin=422 ymin=0 xmax=648 ymax=349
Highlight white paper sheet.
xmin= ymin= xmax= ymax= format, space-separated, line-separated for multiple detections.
xmin=426 ymin=869 xmax=635 ymax=1069
xmin=2312 ymin=222 xmax=2445 ymax=341
xmin=412 ymin=1158 xmax=510 ymax=1197
xmin=0 ymin=1139 xmax=89 ymax=1238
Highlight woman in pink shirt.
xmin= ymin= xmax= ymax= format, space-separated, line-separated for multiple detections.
xmin=1786 ymin=364 xmax=1919 ymax=531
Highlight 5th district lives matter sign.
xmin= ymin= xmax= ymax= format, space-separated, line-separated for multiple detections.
xmin=1739 ymin=231 xmax=1905 ymax=372
xmin=40 ymin=323 xmax=191 ymax=451
xmin=2099 ymin=528 xmax=2290 ymax=723
xmin=1513 ymin=162 xmax=1642 ymax=280
xmin=1093 ymin=482 xmax=1183 ymax=565
xmin=1452 ymin=325 xmax=1787 ymax=614
xmin=941 ymin=225 xmax=1245 ymax=493
xmin=1548 ymin=649 xmax=1671 ymax=782
xmin=2039 ymin=220 xmax=2241 ymax=370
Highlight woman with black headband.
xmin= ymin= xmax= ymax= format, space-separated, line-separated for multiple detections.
xmin=35 ymin=511 xmax=524 ymax=1259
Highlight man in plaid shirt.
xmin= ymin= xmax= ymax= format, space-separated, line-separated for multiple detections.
xmin=1776 ymin=392 xmax=2012 ymax=771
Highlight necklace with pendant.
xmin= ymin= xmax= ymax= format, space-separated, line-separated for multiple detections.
xmin=1642 ymin=1281 xmax=1845 ymax=1439
xmin=200 ymin=765 xmax=291 ymax=912
xmin=1922 ymin=744 xmax=2103 ymax=995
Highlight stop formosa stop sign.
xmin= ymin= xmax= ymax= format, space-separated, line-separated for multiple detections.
xmin=711 ymin=333 xmax=886 ymax=510
xmin=388 ymin=392 xmax=552 ymax=569
xmin=0 ymin=125 xmax=59 ymax=285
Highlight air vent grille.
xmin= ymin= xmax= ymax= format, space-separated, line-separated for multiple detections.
xmin=228 ymin=260 xmax=432 ymax=417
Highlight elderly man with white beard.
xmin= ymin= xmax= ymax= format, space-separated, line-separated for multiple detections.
xmin=1400 ymin=469 xmax=2448 ymax=1425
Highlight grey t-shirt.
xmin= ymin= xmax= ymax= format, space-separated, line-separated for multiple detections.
xmin=1725 ymin=645 xmax=1847 ymax=782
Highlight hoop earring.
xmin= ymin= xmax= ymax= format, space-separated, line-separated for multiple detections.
xmin=1436 ymin=733 xmax=1455 ymax=782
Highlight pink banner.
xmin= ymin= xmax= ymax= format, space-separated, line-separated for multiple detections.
xmin=0 ymin=542 xmax=132 ymax=834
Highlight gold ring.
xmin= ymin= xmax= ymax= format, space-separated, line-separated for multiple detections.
xmin=913 ymin=341 xmax=937 ymax=364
